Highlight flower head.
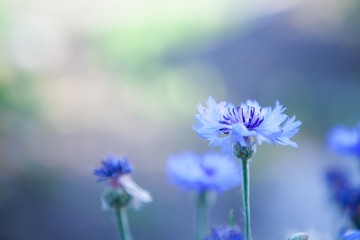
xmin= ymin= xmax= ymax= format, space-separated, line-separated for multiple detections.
xmin=204 ymin=226 xmax=244 ymax=240
xmin=94 ymin=155 xmax=152 ymax=209
xmin=327 ymin=124 xmax=360 ymax=157
xmin=326 ymin=168 xmax=360 ymax=219
xmin=94 ymin=155 xmax=133 ymax=182
xmin=193 ymin=96 xmax=301 ymax=153
xmin=165 ymin=152 xmax=241 ymax=193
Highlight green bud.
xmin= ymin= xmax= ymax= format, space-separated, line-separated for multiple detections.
xmin=102 ymin=188 xmax=132 ymax=209
xmin=229 ymin=210 xmax=234 ymax=227
xmin=288 ymin=232 xmax=309 ymax=240
xmin=233 ymin=137 xmax=256 ymax=161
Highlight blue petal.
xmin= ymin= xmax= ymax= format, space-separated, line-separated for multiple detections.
xmin=165 ymin=152 xmax=242 ymax=193
xmin=343 ymin=231 xmax=360 ymax=240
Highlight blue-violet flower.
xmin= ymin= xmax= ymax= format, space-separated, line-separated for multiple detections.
xmin=343 ymin=231 xmax=360 ymax=240
xmin=204 ymin=226 xmax=244 ymax=240
xmin=94 ymin=155 xmax=152 ymax=209
xmin=327 ymin=124 xmax=360 ymax=157
xmin=94 ymin=155 xmax=133 ymax=183
xmin=193 ymin=96 xmax=301 ymax=153
xmin=166 ymin=152 xmax=242 ymax=193
xmin=326 ymin=168 xmax=360 ymax=221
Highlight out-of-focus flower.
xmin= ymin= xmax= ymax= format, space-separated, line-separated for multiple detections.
xmin=343 ymin=231 xmax=360 ymax=240
xmin=193 ymin=96 xmax=301 ymax=153
xmin=165 ymin=152 xmax=241 ymax=193
xmin=327 ymin=124 xmax=360 ymax=157
xmin=204 ymin=226 xmax=244 ymax=240
xmin=288 ymin=232 xmax=309 ymax=240
xmin=94 ymin=155 xmax=152 ymax=209
xmin=326 ymin=168 xmax=360 ymax=225
xmin=94 ymin=155 xmax=133 ymax=183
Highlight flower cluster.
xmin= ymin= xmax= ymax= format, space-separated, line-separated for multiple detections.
xmin=193 ymin=96 xmax=301 ymax=153
xmin=166 ymin=152 xmax=242 ymax=193
xmin=204 ymin=226 xmax=244 ymax=240
xmin=94 ymin=155 xmax=152 ymax=209
xmin=327 ymin=124 xmax=360 ymax=157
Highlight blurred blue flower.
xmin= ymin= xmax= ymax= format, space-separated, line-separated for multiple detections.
xmin=343 ymin=231 xmax=360 ymax=240
xmin=94 ymin=155 xmax=152 ymax=209
xmin=165 ymin=152 xmax=242 ymax=193
xmin=326 ymin=169 xmax=360 ymax=218
xmin=94 ymin=155 xmax=133 ymax=182
xmin=287 ymin=232 xmax=309 ymax=240
xmin=193 ymin=96 xmax=301 ymax=153
xmin=204 ymin=226 xmax=244 ymax=240
xmin=327 ymin=124 xmax=360 ymax=157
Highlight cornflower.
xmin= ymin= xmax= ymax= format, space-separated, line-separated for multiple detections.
xmin=327 ymin=124 xmax=360 ymax=157
xmin=193 ymin=96 xmax=301 ymax=153
xmin=193 ymin=96 xmax=301 ymax=240
xmin=94 ymin=155 xmax=152 ymax=240
xmin=166 ymin=152 xmax=242 ymax=240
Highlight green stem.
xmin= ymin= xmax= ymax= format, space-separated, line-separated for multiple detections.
xmin=115 ymin=207 xmax=132 ymax=240
xmin=242 ymin=159 xmax=252 ymax=240
xmin=195 ymin=190 xmax=209 ymax=240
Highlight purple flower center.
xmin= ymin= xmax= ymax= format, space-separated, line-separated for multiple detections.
xmin=219 ymin=105 xmax=265 ymax=134
xmin=203 ymin=167 xmax=216 ymax=176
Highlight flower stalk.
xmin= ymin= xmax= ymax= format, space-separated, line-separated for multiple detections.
xmin=196 ymin=190 xmax=209 ymax=240
xmin=242 ymin=159 xmax=252 ymax=240
xmin=115 ymin=207 xmax=132 ymax=240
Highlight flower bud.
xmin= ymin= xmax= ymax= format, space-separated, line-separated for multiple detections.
xmin=288 ymin=232 xmax=309 ymax=240
xmin=102 ymin=188 xmax=132 ymax=209
xmin=233 ymin=137 xmax=256 ymax=161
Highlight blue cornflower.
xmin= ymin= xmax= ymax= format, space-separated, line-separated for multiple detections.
xmin=94 ymin=155 xmax=152 ymax=209
xmin=327 ymin=124 xmax=360 ymax=157
xmin=165 ymin=152 xmax=242 ymax=193
xmin=204 ymin=226 xmax=244 ymax=240
xmin=343 ymin=231 xmax=360 ymax=240
xmin=193 ymin=96 xmax=301 ymax=153
xmin=326 ymin=169 xmax=360 ymax=218
xmin=94 ymin=155 xmax=133 ymax=182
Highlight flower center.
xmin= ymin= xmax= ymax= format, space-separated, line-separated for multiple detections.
xmin=219 ymin=105 xmax=265 ymax=132
xmin=203 ymin=166 xmax=216 ymax=176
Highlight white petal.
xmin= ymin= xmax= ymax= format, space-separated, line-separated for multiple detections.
xmin=119 ymin=175 xmax=152 ymax=209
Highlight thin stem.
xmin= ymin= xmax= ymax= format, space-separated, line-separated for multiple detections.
xmin=229 ymin=209 xmax=234 ymax=227
xmin=242 ymin=159 xmax=252 ymax=240
xmin=115 ymin=207 xmax=132 ymax=240
xmin=195 ymin=190 xmax=209 ymax=240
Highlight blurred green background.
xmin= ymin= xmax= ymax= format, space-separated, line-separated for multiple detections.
xmin=0 ymin=0 xmax=360 ymax=239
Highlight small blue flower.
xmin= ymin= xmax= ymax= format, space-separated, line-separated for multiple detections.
xmin=94 ymin=155 xmax=133 ymax=182
xmin=193 ymin=96 xmax=301 ymax=153
xmin=165 ymin=152 xmax=242 ymax=193
xmin=343 ymin=231 xmax=360 ymax=240
xmin=94 ymin=155 xmax=152 ymax=209
xmin=204 ymin=226 xmax=244 ymax=240
xmin=327 ymin=124 xmax=360 ymax=157
xmin=326 ymin=169 xmax=360 ymax=217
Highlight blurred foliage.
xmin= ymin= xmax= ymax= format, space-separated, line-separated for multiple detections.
xmin=115 ymin=66 xmax=227 ymax=122
xmin=93 ymin=0 xmax=236 ymax=74
xmin=0 ymin=76 xmax=39 ymax=134
xmin=96 ymin=21 xmax=224 ymax=72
